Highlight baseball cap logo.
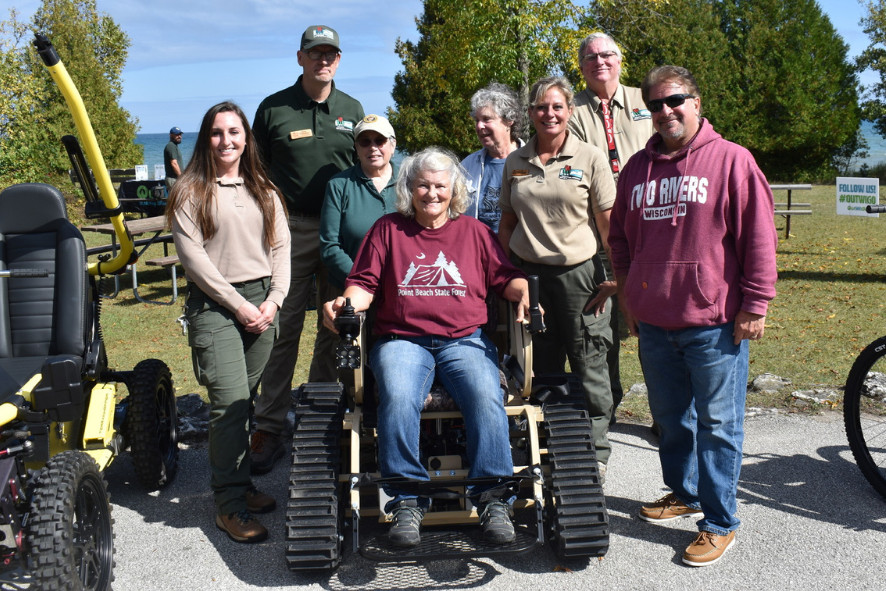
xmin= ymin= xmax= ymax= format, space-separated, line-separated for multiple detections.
xmin=312 ymin=27 xmax=335 ymax=41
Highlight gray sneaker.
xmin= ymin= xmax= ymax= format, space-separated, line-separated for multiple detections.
xmin=388 ymin=500 xmax=424 ymax=547
xmin=479 ymin=500 xmax=515 ymax=544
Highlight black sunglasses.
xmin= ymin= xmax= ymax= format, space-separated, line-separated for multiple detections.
xmin=647 ymin=93 xmax=695 ymax=113
xmin=357 ymin=136 xmax=388 ymax=148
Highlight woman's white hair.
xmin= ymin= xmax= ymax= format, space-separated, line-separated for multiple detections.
xmin=395 ymin=146 xmax=470 ymax=219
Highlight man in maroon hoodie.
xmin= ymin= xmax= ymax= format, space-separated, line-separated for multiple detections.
xmin=608 ymin=66 xmax=777 ymax=567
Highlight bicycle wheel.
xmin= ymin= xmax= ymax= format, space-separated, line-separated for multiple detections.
xmin=844 ymin=336 xmax=886 ymax=498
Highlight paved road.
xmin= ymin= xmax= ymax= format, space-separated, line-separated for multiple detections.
xmin=106 ymin=411 xmax=883 ymax=590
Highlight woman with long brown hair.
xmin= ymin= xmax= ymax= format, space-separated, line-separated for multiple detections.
xmin=166 ymin=101 xmax=290 ymax=543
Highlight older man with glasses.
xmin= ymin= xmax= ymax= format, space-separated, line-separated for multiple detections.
xmin=251 ymin=24 xmax=364 ymax=475
xmin=568 ymin=32 xmax=655 ymax=438
xmin=608 ymin=65 xmax=777 ymax=568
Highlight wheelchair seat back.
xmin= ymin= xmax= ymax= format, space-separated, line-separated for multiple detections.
xmin=0 ymin=184 xmax=89 ymax=412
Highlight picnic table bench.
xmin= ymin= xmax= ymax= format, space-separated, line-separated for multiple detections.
xmin=770 ymin=183 xmax=812 ymax=239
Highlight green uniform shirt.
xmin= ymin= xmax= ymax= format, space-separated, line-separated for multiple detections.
xmin=319 ymin=162 xmax=399 ymax=289
xmin=253 ymin=76 xmax=364 ymax=215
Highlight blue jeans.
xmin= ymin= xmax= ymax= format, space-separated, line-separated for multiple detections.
xmin=369 ymin=329 xmax=513 ymax=511
xmin=638 ymin=322 xmax=748 ymax=535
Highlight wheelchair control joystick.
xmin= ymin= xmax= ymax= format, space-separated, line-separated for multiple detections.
xmin=334 ymin=298 xmax=362 ymax=370
xmin=528 ymin=275 xmax=545 ymax=334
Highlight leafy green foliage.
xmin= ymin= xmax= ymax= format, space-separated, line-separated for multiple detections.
xmin=593 ymin=0 xmax=860 ymax=182
xmin=388 ymin=0 xmax=588 ymax=156
xmin=391 ymin=0 xmax=861 ymax=180
xmin=712 ymin=0 xmax=860 ymax=182
xmin=0 ymin=1 xmax=140 ymax=188
xmin=860 ymin=0 xmax=886 ymax=136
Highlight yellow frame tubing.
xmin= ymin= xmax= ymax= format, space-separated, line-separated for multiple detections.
xmin=35 ymin=34 xmax=134 ymax=276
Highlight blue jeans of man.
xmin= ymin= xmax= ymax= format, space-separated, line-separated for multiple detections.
xmin=638 ymin=322 xmax=748 ymax=535
xmin=369 ymin=329 xmax=513 ymax=512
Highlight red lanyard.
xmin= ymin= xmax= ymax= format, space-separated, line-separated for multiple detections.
xmin=601 ymin=100 xmax=620 ymax=174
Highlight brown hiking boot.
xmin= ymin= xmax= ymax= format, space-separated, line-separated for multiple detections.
xmin=245 ymin=487 xmax=276 ymax=514
xmin=250 ymin=430 xmax=284 ymax=475
xmin=638 ymin=492 xmax=703 ymax=522
xmin=216 ymin=510 xmax=268 ymax=543
xmin=682 ymin=530 xmax=736 ymax=567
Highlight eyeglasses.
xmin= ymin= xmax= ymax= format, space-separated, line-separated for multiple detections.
xmin=647 ymin=93 xmax=695 ymax=113
xmin=582 ymin=51 xmax=618 ymax=63
xmin=357 ymin=136 xmax=388 ymax=148
xmin=305 ymin=49 xmax=339 ymax=62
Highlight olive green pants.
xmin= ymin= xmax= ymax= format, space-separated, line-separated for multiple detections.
xmin=513 ymin=257 xmax=613 ymax=464
xmin=186 ymin=277 xmax=277 ymax=515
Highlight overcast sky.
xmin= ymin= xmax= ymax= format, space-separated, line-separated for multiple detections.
xmin=7 ymin=0 xmax=875 ymax=133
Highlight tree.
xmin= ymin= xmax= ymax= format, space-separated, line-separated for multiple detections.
xmin=860 ymin=1 xmax=886 ymax=136
xmin=0 ymin=10 xmax=54 ymax=184
xmin=0 ymin=1 xmax=140 ymax=187
xmin=390 ymin=0 xmax=862 ymax=179
xmin=587 ymin=0 xmax=740 ymax=136
xmin=388 ymin=0 xmax=588 ymax=156
xmin=591 ymin=0 xmax=861 ymax=181
xmin=711 ymin=0 xmax=860 ymax=181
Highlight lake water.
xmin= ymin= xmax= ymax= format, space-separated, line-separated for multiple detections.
xmin=860 ymin=120 xmax=886 ymax=168
xmin=134 ymin=133 xmax=196 ymax=179
xmin=135 ymin=122 xmax=886 ymax=176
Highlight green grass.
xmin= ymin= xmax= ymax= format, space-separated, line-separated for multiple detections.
xmin=616 ymin=183 xmax=886 ymax=422
xmin=91 ymin=186 xmax=886 ymax=420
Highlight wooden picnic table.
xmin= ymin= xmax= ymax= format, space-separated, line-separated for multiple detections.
xmin=81 ymin=215 xmax=180 ymax=305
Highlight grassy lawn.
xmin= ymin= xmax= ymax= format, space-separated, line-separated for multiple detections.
xmin=91 ymin=184 xmax=886 ymax=422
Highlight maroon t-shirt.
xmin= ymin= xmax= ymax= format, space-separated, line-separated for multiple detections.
xmin=345 ymin=213 xmax=525 ymax=338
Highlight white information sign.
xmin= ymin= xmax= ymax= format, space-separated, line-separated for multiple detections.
xmin=134 ymin=164 xmax=148 ymax=181
xmin=837 ymin=176 xmax=879 ymax=217
xmin=154 ymin=164 xmax=165 ymax=180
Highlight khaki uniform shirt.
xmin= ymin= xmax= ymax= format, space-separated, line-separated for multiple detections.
xmin=172 ymin=179 xmax=291 ymax=312
xmin=568 ymin=84 xmax=654 ymax=175
xmin=500 ymin=133 xmax=616 ymax=266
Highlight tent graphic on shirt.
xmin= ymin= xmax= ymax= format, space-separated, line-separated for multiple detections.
xmin=400 ymin=251 xmax=465 ymax=287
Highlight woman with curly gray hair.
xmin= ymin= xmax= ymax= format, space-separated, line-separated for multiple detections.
xmin=323 ymin=146 xmax=532 ymax=549
xmin=462 ymin=83 xmax=525 ymax=232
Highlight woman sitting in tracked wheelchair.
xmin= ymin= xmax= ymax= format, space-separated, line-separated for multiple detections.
xmin=323 ymin=146 xmax=532 ymax=548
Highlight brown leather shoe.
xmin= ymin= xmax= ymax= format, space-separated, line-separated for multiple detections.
xmin=246 ymin=487 xmax=276 ymax=514
xmin=250 ymin=430 xmax=284 ymax=475
xmin=216 ymin=511 xmax=268 ymax=543
xmin=682 ymin=530 xmax=735 ymax=566
xmin=639 ymin=492 xmax=703 ymax=522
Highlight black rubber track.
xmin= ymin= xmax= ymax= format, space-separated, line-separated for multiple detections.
xmin=286 ymin=382 xmax=347 ymax=571
xmin=541 ymin=376 xmax=609 ymax=559
xmin=26 ymin=451 xmax=115 ymax=591
xmin=844 ymin=336 xmax=886 ymax=498
xmin=126 ymin=359 xmax=179 ymax=490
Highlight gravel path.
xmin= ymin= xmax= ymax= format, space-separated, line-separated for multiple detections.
xmin=106 ymin=411 xmax=883 ymax=590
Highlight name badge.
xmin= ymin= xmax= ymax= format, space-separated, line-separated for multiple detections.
xmin=631 ymin=108 xmax=652 ymax=120
xmin=290 ymin=129 xmax=313 ymax=140
xmin=511 ymin=169 xmax=530 ymax=177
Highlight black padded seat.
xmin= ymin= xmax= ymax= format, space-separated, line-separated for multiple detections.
xmin=0 ymin=184 xmax=89 ymax=402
